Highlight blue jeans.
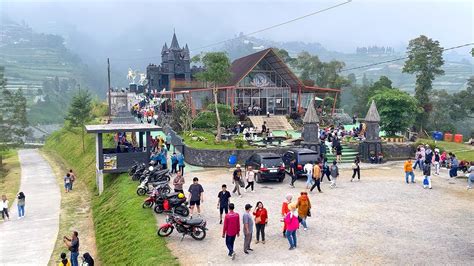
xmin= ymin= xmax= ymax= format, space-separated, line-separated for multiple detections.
xmin=306 ymin=174 xmax=313 ymax=186
xmin=225 ymin=235 xmax=236 ymax=256
xmin=71 ymin=252 xmax=79 ymax=266
xmin=299 ymin=216 xmax=307 ymax=229
xmin=449 ymin=167 xmax=458 ymax=177
xmin=405 ymin=171 xmax=415 ymax=183
xmin=413 ymin=159 xmax=422 ymax=170
xmin=286 ymin=230 xmax=297 ymax=248
xmin=17 ymin=205 xmax=25 ymax=217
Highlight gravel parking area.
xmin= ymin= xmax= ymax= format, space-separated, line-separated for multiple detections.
xmin=156 ymin=163 xmax=474 ymax=265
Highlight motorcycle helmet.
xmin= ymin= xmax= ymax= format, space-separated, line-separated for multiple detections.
xmin=178 ymin=193 xmax=185 ymax=199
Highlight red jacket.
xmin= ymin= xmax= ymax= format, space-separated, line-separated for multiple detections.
xmin=223 ymin=211 xmax=240 ymax=237
xmin=253 ymin=208 xmax=268 ymax=224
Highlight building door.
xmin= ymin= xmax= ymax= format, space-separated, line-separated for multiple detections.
xmin=267 ymin=98 xmax=275 ymax=115
xmin=260 ymin=98 xmax=267 ymax=115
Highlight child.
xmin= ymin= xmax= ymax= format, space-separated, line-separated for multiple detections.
xmin=329 ymin=160 xmax=339 ymax=188
xmin=1 ymin=195 xmax=9 ymax=221
xmin=59 ymin=252 xmax=71 ymax=266
xmin=423 ymin=159 xmax=432 ymax=189
xmin=377 ymin=152 xmax=383 ymax=164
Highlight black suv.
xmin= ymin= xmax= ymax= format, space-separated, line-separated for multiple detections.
xmin=282 ymin=148 xmax=319 ymax=177
xmin=245 ymin=153 xmax=286 ymax=183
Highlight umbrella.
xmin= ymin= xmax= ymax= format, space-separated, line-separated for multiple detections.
xmin=314 ymin=96 xmax=324 ymax=101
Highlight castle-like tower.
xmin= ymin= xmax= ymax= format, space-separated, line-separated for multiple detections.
xmin=146 ymin=32 xmax=191 ymax=91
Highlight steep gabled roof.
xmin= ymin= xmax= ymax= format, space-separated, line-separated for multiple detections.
xmin=228 ymin=48 xmax=303 ymax=88
xmin=365 ymin=100 xmax=381 ymax=122
xmin=303 ymin=97 xmax=319 ymax=124
xmin=170 ymin=32 xmax=180 ymax=49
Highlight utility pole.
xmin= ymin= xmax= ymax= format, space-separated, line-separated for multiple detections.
xmin=107 ymin=58 xmax=112 ymax=123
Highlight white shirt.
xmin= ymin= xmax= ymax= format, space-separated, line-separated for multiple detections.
xmin=246 ymin=170 xmax=255 ymax=182
xmin=1 ymin=200 xmax=8 ymax=209
xmin=304 ymin=163 xmax=313 ymax=175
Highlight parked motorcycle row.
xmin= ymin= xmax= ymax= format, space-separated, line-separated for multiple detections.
xmin=129 ymin=161 xmax=208 ymax=241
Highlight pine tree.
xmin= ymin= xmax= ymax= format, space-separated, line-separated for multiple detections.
xmin=65 ymin=89 xmax=92 ymax=152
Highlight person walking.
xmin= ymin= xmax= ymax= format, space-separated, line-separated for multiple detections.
xmin=281 ymin=194 xmax=292 ymax=237
xmin=404 ymin=158 xmax=415 ymax=184
xmin=165 ymin=133 xmax=172 ymax=151
xmin=177 ymin=153 xmax=185 ymax=175
xmin=232 ymin=164 xmax=243 ymax=197
xmin=172 ymin=171 xmax=185 ymax=193
xmin=63 ymin=231 xmax=79 ymax=266
xmin=1 ymin=195 xmax=9 ymax=221
xmin=69 ymin=170 xmax=76 ymax=191
xmin=188 ymin=177 xmax=204 ymax=217
xmin=64 ymin=173 xmax=72 ymax=193
xmin=351 ymin=156 xmax=361 ymax=182
xmin=467 ymin=161 xmax=474 ymax=190
xmin=335 ymin=143 xmax=343 ymax=163
xmin=17 ymin=192 xmax=25 ymax=219
xmin=284 ymin=203 xmax=299 ymax=250
xmin=425 ymin=145 xmax=433 ymax=165
xmin=242 ymin=204 xmax=254 ymax=254
xmin=329 ymin=160 xmax=339 ymax=188
xmin=321 ymin=158 xmax=331 ymax=183
xmin=170 ymin=152 xmax=178 ymax=174
xmin=413 ymin=148 xmax=423 ymax=170
xmin=296 ymin=192 xmax=311 ymax=230
xmin=433 ymin=149 xmax=441 ymax=175
xmin=289 ymin=159 xmax=297 ymax=188
xmin=423 ymin=159 xmax=432 ymax=189
xmin=304 ymin=161 xmax=313 ymax=189
xmin=245 ymin=166 xmax=255 ymax=192
xmin=160 ymin=149 xmax=168 ymax=170
xmin=218 ymin=184 xmax=231 ymax=224
xmin=310 ymin=162 xmax=322 ymax=193
xmin=253 ymin=201 xmax=268 ymax=244
xmin=222 ymin=203 xmax=240 ymax=260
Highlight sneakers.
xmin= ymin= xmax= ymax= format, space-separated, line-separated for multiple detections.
xmin=351 ymin=178 xmax=354 ymax=182
xmin=289 ymin=247 xmax=295 ymax=250
xmin=219 ymin=220 xmax=222 ymax=224
xmin=467 ymin=186 xmax=472 ymax=190
xmin=232 ymin=252 xmax=236 ymax=260
xmin=251 ymin=190 xmax=255 ymax=193
xmin=262 ymin=240 xmax=265 ymax=244
xmin=255 ymin=240 xmax=259 ymax=244
xmin=303 ymin=228 xmax=307 ymax=231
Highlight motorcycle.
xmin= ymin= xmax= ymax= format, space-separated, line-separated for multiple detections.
xmin=157 ymin=213 xmax=207 ymax=241
xmin=142 ymin=187 xmax=160 ymax=208
xmin=137 ymin=178 xmax=171 ymax=196
xmin=139 ymin=166 xmax=170 ymax=183
xmin=153 ymin=192 xmax=189 ymax=216
xmin=131 ymin=163 xmax=147 ymax=181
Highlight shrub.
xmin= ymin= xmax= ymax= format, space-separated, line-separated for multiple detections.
xmin=234 ymin=138 xmax=245 ymax=149
xmin=193 ymin=104 xmax=237 ymax=129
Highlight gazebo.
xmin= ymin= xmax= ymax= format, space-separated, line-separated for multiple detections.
xmin=85 ymin=123 xmax=162 ymax=194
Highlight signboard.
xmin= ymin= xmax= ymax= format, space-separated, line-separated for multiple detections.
xmin=103 ymin=154 xmax=117 ymax=170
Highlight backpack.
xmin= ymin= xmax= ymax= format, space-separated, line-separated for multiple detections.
xmin=423 ymin=177 xmax=429 ymax=186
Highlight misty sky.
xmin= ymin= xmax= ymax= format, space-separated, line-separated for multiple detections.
xmin=1 ymin=0 xmax=473 ymax=61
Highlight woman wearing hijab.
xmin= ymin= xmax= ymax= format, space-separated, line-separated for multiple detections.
xmin=284 ymin=203 xmax=299 ymax=250
xmin=296 ymin=192 xmax=311 ymax=230
xmin=281 ymin=194 xmax=292 ymax=237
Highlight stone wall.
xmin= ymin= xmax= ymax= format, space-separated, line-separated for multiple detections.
xmin=183 ymin=146 xmax=288 ymax=167
xmin=382 ymin=142 xmax=415 ymax=161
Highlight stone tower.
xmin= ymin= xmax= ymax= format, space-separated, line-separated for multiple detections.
xmin=301 ymin=97 xmax=320 ymax=153
xmin=360 ymin=100 xmax=382 ymax=162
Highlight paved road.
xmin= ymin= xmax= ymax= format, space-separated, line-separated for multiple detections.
xmin=0 ymin=149 xmax=61 ymax=265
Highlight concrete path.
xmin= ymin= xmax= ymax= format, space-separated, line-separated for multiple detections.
xmin=0 ymin=149 xmax=61 ymax=265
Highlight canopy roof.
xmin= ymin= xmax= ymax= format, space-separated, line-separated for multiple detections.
xmin=85 ymin=123 xmax=162 ymax=133
xmin=302 ymin=98 xmax=320 ymax=124
xmin=365 ymin=100 xmax=381 ymax=122
xmin=228 ymin=48 xmax=304 ymax=89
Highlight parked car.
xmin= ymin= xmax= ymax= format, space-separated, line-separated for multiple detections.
xmin=282 ymin=148 xmax=319 ymax=177
xmin=245 ymin=153 xmax=286 ymax=183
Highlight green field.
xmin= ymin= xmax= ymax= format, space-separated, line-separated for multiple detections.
xmin=418 ymin=139 xmax=474 ymax=161
xmin=44 ymin=127 xmax=177 ymax=265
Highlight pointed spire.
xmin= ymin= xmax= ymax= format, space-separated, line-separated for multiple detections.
xmin=161 ymin=42 xmax=168 ymax=53
xmin=365 ymin=100 xmax=380 ymax=122
xmin=303 ymin=97 xmax=319 ymax=124
xmin=185 ymin=43 xmax=189 ymax=52
xmin=170 ymin=32 xmax=180 ymax=49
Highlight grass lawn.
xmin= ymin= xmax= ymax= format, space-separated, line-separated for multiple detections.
xmin=0 ymin=150 xmax=21 ymax=208
xmin=418 ymin=138 xmax=474 ymax=161
xmin=182 ymin=130 xmax=252 ymax=150
xmin=44 ymin=127 xmax=176 ymax=264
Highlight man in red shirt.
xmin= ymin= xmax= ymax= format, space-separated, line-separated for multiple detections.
xmin=222 ymin=203 xmax=240 ymax=260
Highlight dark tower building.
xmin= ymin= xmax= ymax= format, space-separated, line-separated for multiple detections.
xmin=146 ymin=32 xmax=191 ymax=91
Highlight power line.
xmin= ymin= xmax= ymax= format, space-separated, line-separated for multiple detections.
xmin=110 ymin=0 xmax=352 ymax=62
xmin=340 ymin=42 xmax=474 ymax=72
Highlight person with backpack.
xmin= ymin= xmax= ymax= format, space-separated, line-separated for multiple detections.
xmin=296 ymin=192 xmax=311 ymax=230
xmin=423 ymin=159 xmax=432 ymax=189
xmin=351 ymin=156 xmax=361 ymax=182
xmin=17 ymin=192 xmax=25 ymax=219
xmin=284 ymin=203 xmax=299 ymax=250
xmin=329 ymin=160 xmax=339 ymax=188
xmin=310 ymin=161 xmax=322 ymax=193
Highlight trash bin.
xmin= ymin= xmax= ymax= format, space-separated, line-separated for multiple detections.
xmin=432 ymin=131 xmax=443 ymax=141
xmin=444 ymin=133 xmax=453 ymax=142
xmin=454 ymin=134 xmax=463 ymax=143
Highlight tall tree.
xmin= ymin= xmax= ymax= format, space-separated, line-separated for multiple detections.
xmin=194 ymin=52 xmax=232 ymax=142
xmin=402 ymin=35 xmax=445 ymax=131
xmin=370 ymin=88 xmax=420 ymax=136
xmin=65 ymin=89 xmax=92 ymax=152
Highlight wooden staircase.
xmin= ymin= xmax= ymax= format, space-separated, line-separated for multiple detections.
xmin=248 ymin=116 xmax=294 ymax=131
